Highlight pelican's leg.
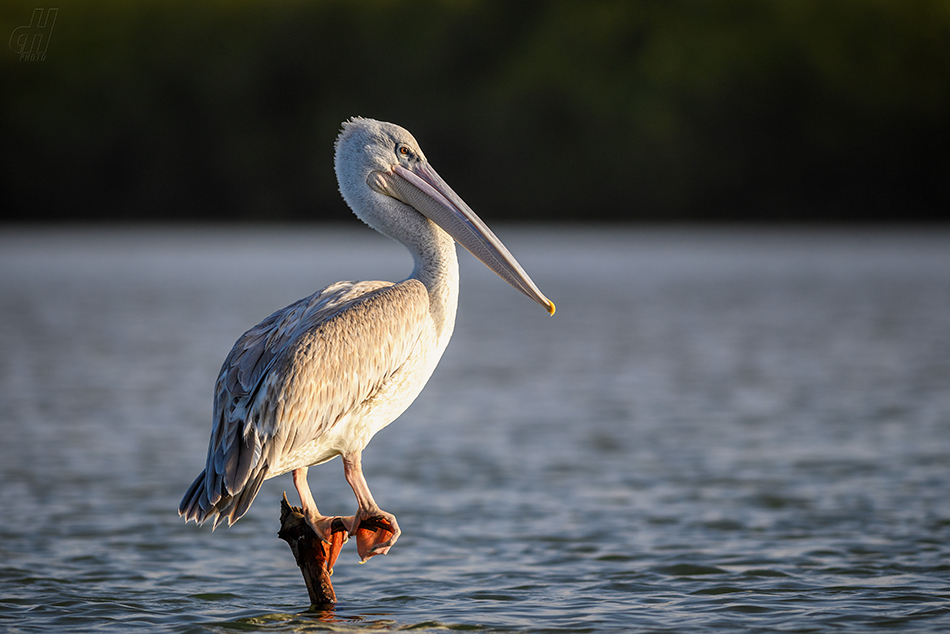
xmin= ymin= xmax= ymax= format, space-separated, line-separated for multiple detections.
xmin=341 ymin=451 xmax=400 ymax=562
xmin=293 ymin=467 xmax=346 ymax=544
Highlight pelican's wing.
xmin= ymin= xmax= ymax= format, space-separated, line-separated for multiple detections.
xmin=179 ymin=279 xmax=429 ymax=527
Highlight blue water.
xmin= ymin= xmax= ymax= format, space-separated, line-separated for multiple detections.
xmin=1 ymin=226 xmax=949 ymax=632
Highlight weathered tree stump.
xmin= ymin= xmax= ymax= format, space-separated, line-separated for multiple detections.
xmin=277 ymin=493 xmax=347 ymax=607
xmin=277 ymin=493 xmax=398 ymax=607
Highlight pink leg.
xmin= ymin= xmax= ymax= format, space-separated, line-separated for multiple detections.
xmin=342 ymin=451 xmax=400 ymax=562
xmin=293 ymin=467 xmax=344 ymax=544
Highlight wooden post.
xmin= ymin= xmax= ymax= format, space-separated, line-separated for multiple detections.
xmin=277 ymin=493 xmax=398 ymax=607
xmin=277 ymin=493 xmax=346 ymax=607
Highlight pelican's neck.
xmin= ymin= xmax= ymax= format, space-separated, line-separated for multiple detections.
xmin=402 ymin=219 xmax=459 ymax=343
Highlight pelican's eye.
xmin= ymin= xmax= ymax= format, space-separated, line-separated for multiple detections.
xmin=397 ymin=144 xmax=413 ymax=159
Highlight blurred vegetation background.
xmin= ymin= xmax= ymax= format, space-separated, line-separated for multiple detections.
xmin=2 ymin=0 xmax=948 ymax=224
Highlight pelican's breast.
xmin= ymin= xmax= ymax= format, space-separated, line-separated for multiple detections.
xmin=258 ymin=279 xmax=445 ymax=476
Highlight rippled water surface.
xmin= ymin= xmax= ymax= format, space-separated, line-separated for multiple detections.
xmin=1 ymin=226 xmax=949 ymax=633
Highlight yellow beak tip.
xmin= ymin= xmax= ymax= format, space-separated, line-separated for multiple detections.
xmin=547 ymin=301 xmax=556 ymax=316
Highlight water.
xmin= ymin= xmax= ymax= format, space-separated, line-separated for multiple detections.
xmin=1 ymin=226 xmax=949 ymax=633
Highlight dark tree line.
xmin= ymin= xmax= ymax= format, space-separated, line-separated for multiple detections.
xmin=2 ymin=0 xmax=948 ymax=224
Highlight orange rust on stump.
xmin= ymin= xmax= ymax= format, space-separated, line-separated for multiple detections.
xmin=277 ymin=493 xmax=399 ymax=607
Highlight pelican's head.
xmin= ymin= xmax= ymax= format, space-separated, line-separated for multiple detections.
xmin=334 ymin=117 xmax=555 ymax=315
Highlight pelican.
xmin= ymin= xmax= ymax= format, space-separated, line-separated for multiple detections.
xmin=179 ymin=117 xmax=554 ymax=562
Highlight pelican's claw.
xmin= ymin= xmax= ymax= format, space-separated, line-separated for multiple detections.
xmin=323 ymin=518 xmax=349 ymax=574
xmin=344 ymin=510 xmax=400 ymax=563
xmin=302 ymin=512 xmax=346 ymax=544
xmin=299 ymin=513 xmax=350 ymax=574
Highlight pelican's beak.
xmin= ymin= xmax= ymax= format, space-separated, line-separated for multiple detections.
xmin=369 ymin=162 xmax=555 ymax=315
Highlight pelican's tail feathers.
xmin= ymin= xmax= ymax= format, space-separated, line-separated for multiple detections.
xmin=179 ymin=471 xmax=209 ymax=521
xmin=230 ymin=469 xmax=267 ymax=524
xmin=178 ymin=466 xmax=268 ymax=529
xmin=179 ymin=469 xmax=222 ymax=527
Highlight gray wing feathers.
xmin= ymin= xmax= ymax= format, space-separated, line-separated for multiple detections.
xmin=179 ymin=279 xmax=429 ymax=528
